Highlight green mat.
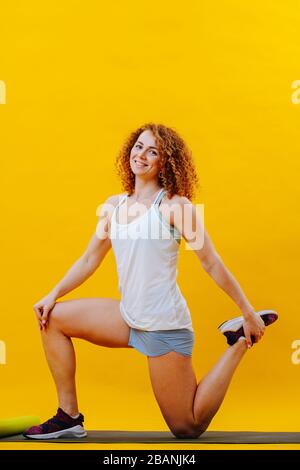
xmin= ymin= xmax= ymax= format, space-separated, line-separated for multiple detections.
xmin=1 ymin=430 xmax=300 ymax=444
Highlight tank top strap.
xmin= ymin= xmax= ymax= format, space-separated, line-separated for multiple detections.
xmin=113 ymin=193 xmax=128 ymax=220
xmin=153 ymin=188 xmax=165 ymax=207
xmin=113 ymin=189 xmax=164 ymax=222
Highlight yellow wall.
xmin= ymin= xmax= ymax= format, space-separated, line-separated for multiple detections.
xmin=0 ymin=0 xmax=299 ymax=442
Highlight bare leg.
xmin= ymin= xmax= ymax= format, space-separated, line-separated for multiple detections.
xmin=147 ymin=338 xmax=248 ymax=438
xmin=39 ymin=298 xmax=132 ymax=416
xmin=41 ymin=326 xmax=79 ymax=416
xmin=193 ymin=338 xmax=248 ymax=429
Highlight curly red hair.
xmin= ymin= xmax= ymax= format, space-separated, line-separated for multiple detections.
xmin=115 ymin=122 xmax=200 ymax=201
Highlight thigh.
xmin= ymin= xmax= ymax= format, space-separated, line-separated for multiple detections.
xmin=147 ymin=351 xmax=198 ymax=436
xmin=49 ymin=297 xmax=133 ymax=348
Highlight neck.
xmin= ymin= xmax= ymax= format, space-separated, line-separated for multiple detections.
xmin=132 ymin=180 xmax=162 ymax=201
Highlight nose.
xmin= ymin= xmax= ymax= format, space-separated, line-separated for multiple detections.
xmin=137 ymin=149 xmax=148 ymax=160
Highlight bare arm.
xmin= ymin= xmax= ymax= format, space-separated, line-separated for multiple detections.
xmin=171 ymin=196 xmax=255 ymax=318
xmin=33 ymin=195 xmax=122 ymax=330
xmin=49 ymin=195 xmax=120 ymax=301
xmin=50 ymin=238 xmax=111 ymax=301
xmin=169 ymin=196 xmax=266 ymax=347
xmin=200 ymin=250 xmax=255 ymax=317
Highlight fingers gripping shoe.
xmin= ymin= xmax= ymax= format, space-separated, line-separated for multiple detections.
xmin=23 ymin=407 xmax=87 ymax=439
xmin=218 ymin=309 xmax=278 ymax=346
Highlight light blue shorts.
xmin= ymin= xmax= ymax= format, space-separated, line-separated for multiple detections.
xmin=128 ymin=327 xmax=194 ymax=357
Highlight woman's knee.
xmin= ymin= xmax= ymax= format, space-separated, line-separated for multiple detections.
xmin=47 ymin=301 xmax=67 ymax=329
xmin=171 ymin=428 xmax=202 ymax=440
xmin=170 ymin=420 xmax=208 ymax=439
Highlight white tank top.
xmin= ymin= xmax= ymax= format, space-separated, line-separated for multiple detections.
xmin=110 ymin=187 xmax=193 ymax=332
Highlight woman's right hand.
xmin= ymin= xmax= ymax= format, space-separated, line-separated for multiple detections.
xmin=33 ymin=293 xmax=57 ymax=331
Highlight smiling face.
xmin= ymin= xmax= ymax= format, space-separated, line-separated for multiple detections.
xmin=129 ymin=129 xmax=162 ymax=180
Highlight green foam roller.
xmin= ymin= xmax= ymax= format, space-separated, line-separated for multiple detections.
xmin=0 ymin=416 xmax=40 ymax=437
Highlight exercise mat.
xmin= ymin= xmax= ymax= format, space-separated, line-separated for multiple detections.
xmin=1 ymin=430 xmax=300 ymax=444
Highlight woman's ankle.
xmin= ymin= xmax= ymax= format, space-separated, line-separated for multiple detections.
xmin=59 ymin=405 xmax=79 ymax=418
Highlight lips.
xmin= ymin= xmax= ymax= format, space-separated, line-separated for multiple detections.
xmin=134 ymin=159 xmax=148 ymax=167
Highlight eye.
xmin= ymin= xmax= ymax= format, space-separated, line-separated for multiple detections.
xmin=134 ymin=144 xmax=157 ymax=155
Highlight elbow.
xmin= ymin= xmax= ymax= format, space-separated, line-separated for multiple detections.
xmin=88 ymin=255 xmax=101 ymax=272
xmin=83 ymin=253 xmax=100 ymax=272
xmin=202 ymin=254 xmax=221 ymax=273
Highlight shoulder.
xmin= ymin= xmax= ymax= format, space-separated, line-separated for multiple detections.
xmin=162 ymin=193 xmax=192 ymax=212
xmin=96 ymin=193 xmax=127 ymax=220
xmin=104 ymin=192 xmax=127 ymax=208
xmin=160 ymin=193 xmax=192 ymax=228
xmin=161 ymin=193 xmax=204 ymax=243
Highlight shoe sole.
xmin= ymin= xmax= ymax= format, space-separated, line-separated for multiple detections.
xmin=23 ymin=425 xmax=87 ymax=440
xmin=218 ymin=309 xmax=278 ymax=333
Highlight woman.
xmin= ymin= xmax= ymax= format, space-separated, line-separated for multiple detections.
xmin=24 ymin=122 xmax=278 ymax=440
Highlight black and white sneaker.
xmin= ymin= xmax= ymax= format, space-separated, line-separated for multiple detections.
xmin=218 ymin=309 xmax=278 ymax=346
xmin=23 ymin=407 xmax=87 ymax=440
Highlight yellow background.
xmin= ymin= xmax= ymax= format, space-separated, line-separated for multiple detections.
xmin=1 ymin=0 xmax=299 ymax=450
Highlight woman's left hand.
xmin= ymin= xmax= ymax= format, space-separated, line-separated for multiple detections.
xmin=243 ymin=312 xmax=266 ymax=348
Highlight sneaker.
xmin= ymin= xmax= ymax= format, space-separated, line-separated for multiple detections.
xmin=23 ymin=407 xmax=87 ymax=439
xmin=218 ymin=309 xmax=278 ymax=346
